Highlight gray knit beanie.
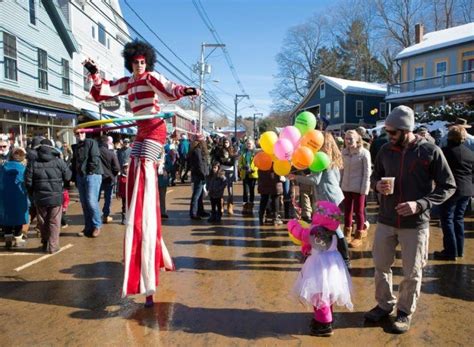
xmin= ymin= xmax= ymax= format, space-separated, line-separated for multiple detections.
xmin=385 ymin=105 xmax=415 ymax=131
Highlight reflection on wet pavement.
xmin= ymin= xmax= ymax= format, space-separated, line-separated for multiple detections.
xmin=1 ymin=183 xmax=473 ymax=345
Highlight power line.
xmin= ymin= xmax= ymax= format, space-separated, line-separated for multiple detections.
xmin=94 ymin=0 xmax=234 ymax=116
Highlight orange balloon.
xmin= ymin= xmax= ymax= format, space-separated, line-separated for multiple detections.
xmin=291 ymin=146 xmax=314 ymax=169
xmin=254 ymin=151 xmax=273 ymax=171
xmin=300 ymin=129 xmax=324 ymax=153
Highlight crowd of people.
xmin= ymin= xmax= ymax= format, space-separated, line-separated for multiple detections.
xmin=0 ymin=105 xmax=472 ymax=336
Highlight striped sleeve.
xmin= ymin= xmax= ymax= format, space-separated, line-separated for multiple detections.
xmin=90 ymin=75 xmax=130 ymax=102
xmin=146 ymin=72 xmax=185 ymax=102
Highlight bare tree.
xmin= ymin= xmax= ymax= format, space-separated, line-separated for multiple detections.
xmin=271 ymin=14 xmax=329 ymax=111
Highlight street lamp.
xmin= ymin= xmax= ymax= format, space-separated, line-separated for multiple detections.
xmin=253 ymin=112 xmax=263 ymax=141
xmin=198 ymin=42 xmax=225 ymax=133
xmin=234 ymin=94 xmax=249 ymax=140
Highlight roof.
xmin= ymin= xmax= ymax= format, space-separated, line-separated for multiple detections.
xmin=42 ymin=0 xmax=79 ymax=58
xmin=291 ymin=74 xmax=387 ymax=117
xmin=320 ymin=75 xmax=387 ymax=95
xmin=396 ymin=23 xmax=474 ymax=60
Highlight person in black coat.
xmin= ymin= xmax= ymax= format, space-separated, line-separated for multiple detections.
xmin=98 ymin=136 xmax=120 ymax=223
xmin=71 ymin=131 xmax=103 ymax=237
xmin=435 ymin=126 xmax=474 ymax=260
xmin=188 ymin=134 xmax=210 ymax=219
xmin=25 ymin=140 xmax=71 ymax=253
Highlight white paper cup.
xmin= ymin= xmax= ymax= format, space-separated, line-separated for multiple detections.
xmin=381 ymin=177 xmax=395 ymax=195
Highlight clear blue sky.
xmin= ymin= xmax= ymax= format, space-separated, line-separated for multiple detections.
xmin=119 ymin=0 xmax=331 ymax=119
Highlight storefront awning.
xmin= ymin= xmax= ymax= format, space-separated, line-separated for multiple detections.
xmin=0 ymin=100 xmax=77 ymax=119
xmin=81 ymin=109 xmax=136 ymax=135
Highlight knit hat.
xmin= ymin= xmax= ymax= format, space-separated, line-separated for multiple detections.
xmin=311 ymin=201 xmax=342 ymax=231
xmin=385 ymin=105 xmax=415 ymax=131
xmin=12 ymin=147 xmax=26 ymax=162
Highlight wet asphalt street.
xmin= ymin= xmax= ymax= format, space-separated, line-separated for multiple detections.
xmin=1 ymin=182 xmax=473 ymax=346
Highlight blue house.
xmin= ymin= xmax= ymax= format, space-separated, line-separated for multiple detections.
xmin=292 ymin=75 xmax=387 ymax=133
xmin=0 ymin=0 xmax=79 ymax=145
xmin=386 ymin=23 xmax=474 ymax=114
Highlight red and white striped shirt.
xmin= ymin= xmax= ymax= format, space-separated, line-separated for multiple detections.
xmin=90 ymin=71 xmax=186 ymax=115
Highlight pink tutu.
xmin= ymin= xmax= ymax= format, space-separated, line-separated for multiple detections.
xmin=293 ymin=235 xmax=353 ymax=310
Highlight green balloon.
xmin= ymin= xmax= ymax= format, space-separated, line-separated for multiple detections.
xmin=294 ymin=111 xmax=317 ymax=135
xmin=309 ymin=152 xmax=331 ymax=172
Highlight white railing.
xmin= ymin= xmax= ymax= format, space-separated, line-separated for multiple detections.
xmin=387 ymin=70 xmax=474 ymax=95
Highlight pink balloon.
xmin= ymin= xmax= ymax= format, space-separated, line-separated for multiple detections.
xmin=280 ymin=126 xmax=301 ymax=146
xmin=274 ymin=138 xmax=294 ymax=161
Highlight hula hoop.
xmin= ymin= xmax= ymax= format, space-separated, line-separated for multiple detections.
xmin=75 ymin=112 xmax=173 ymax=129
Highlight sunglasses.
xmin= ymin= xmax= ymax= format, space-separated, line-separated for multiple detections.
xmin=0 ymin=145 xmax=7 ymax=148
xmin=385 ymin=128 xmax=400 ymax=136
xmin=133 ymin=59 xmax=146 ymax=65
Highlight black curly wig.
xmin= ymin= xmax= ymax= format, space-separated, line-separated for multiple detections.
xmin=122 ymin=40 xmax=156 ymax=73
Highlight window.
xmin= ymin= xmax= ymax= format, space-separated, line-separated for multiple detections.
xmin=436 ymin=61 xmax=447 ymax=76
xmin=333 ymin=100 xmax=340 ymax=118
xmin=414 ymin=67 xmax=424 ymax=80
xmin=98 ymin=23 xmax=106 ymax=46
xmin=325 ymin=103 xmax=331 ymax=119
xmin=414 ymin=103 xmax=424 ymax=114
xmin=320 ymin=82 xmax=325 ymax=98
xmin=462 ymin=50 xmax=474 ymax=83
xmin=62 ymin=59 xmax=70 ymax=95
xmin=37 ymin=48 xmax=48 ymax=90
xmin=3 ymin=32 xmax=17 ymax=81
xmin=29 ymin=0 xmax=36 ymax=25
xmin=83 ymin=66 xmax=91 ymax=91
xmin=356 ymin=100 xmax=363 ymax=118
xmin=379 ymin=102 xmax=386 ymax=118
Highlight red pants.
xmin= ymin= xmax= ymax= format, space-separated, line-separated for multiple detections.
xmin=343 ymin=191 xmax=366 ymax=231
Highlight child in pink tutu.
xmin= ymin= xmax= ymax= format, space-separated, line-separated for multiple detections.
xmin=288 ymin=201 xmax=353 ymax=336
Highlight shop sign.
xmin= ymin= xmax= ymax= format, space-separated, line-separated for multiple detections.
xmin=101 ymin=97 xmax=121 ymax=112
xmin=22 ymin=107 xmax=57 ymax=118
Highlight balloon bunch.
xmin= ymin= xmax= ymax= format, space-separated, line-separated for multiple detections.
xmin=254 ymin=111 xmax=331 ymax=176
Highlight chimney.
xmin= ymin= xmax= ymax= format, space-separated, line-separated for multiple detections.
xmin=415 ymin=23 xmax=424 ymax=44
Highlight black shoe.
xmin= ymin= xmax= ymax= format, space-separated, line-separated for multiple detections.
xmin=309 ymin=319 xmax=333 ymax=337
xmin=190 ymin=215 xmax=202 ymax=220
xmin=364 ymin=305 xmax=392 ymax=322
xmin=207 ymin=216 xmax=216 ymax=223
xmin=199 ymin=212 xmax=210 ymax=218
xmin=433 ymin=250 xmax=456 ymax=261
xmin=392 ymin=310 xmax=411 ymax=334
xmin=162 ymin=214 xmax=169 ymax=219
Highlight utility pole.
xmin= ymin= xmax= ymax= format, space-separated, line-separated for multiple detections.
xmin=253 ymin=112 xmax=263 ymax=141
xmin=234 ymin=94 xmax=249 ymax=140
xmin=198 ymin=42 xmax=225 ymax=133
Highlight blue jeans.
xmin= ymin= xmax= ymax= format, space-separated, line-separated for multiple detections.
xmin=190 ymin=178 xmax=205 ymax=217
xmin=224 ymin=170 xmax=234 ymax=203
xmin=76 ymin=174 xmax=102 ymax=231
xmin=99 ymin=178 xmax=114 ymax=217
xmin=439 ymin=195 xmax=470 ymax=257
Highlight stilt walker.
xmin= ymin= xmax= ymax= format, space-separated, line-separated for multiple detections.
xmin=84 ymin=40 xmax=200 ymax=306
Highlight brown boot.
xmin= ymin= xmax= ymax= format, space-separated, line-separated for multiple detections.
xmin=349 ymin=231 xmax=363 ymax=248
xmin=220 ymin=198 xmax=224 ymax=214
xmin=227 ymin=202 xmax=234 ymax=215
xmin=248 ymin=202 xmax=254 ymax=215
xmin=360 ymin=221 xmax=370 ymax=238
xmin=344 ymin=227 xmax=352 ymax=243
xmin=242 ymin=202 xmax=249 ymax=215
